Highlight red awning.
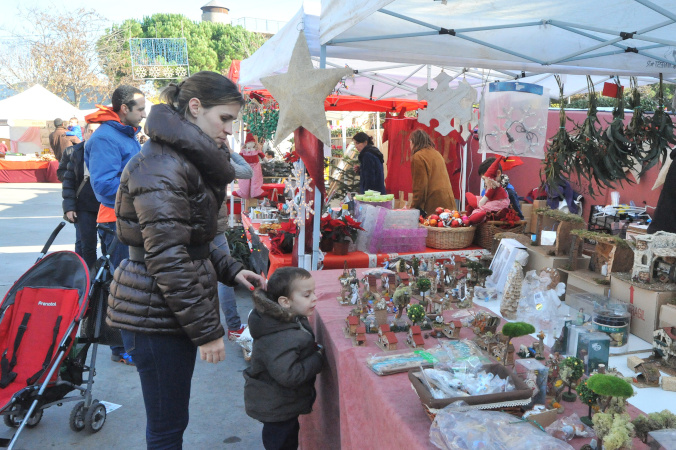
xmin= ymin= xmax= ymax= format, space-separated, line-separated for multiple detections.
xmin=243 ymin=89 xmax=425 ymax=113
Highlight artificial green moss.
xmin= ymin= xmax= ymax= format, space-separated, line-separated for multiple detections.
xmin=541 ymin=209 xmax=586 ymax=224
xmin=501 ymin=322 xmax=535 ymax=338
xmin=587 ymin=373 xmax=634 ymax=398
xmin=570 ymin=229 xmax=631 ymax=249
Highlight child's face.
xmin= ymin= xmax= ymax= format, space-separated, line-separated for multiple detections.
xmin=282 ymin=277 xmax=317 ymax=317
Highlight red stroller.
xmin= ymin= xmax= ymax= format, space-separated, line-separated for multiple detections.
xmin=0 ymin=223 xmax=114 ymax=448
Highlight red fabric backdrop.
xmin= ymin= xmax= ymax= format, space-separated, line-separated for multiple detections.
xmin=382 ymin=117 xmax=463 ymax=199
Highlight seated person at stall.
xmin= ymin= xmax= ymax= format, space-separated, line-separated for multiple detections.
xmin=479 ymin=156 xmax=524 ymax=219
xmin=465 ymin=156 xmax=511 ymax=224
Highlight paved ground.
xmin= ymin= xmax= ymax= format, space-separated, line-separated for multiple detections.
xmin=0 ymin=183 xmax=263 ymax=449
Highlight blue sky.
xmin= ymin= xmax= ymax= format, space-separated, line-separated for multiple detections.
xmin=1 ymin=0 xmax=301 ymax=37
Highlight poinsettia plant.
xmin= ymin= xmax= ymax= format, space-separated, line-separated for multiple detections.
xmin=320 ymin=214 xmax=365 ymax=243
xmin=283 ymin=148 xmax=300 ymax=163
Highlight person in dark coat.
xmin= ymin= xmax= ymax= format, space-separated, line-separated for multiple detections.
xmin=244 ymin=267 xmax=324 ymax=450
xmin=49 ymin=118 xmax=80 ymax=161
xmin=60 ymin=123 xmax=100 ymax=268
xmin=648 ymin=149 xmax=676 ymax=234
xmin=354 ymin=131 xmax=386 ymax=194
xmin=108 ymin=71 xmax=266 ymax=449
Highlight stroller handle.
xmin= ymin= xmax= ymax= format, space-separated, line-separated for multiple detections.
xmin=37 ymin=222 xmax=67 ymax=262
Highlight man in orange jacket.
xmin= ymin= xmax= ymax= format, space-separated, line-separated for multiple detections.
xmin=84 ymin=85 xmax=146 ymax=365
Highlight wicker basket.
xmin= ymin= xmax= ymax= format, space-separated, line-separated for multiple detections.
xmin=424 ymin=225 xmax=476 ymax=249
xmin=474 ymin=220 xmax=527 ymax=250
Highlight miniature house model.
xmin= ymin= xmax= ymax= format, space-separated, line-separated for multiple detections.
xmin=407 ymin=326 xmax=425 ymax=348
xmin=378 ymin=324 xmax=391 ymax=339
xmin=633 ymin=232 xmax=676 ymax=283
xmin=346 ymin=316 xmax=360 ymax=335
xmin=355 ymin=325 xmax=366 ymax=346
xmin=397 ymin=272 xmax=410 ymax=286
xmin=653 ymin=327 xmax=676 ymax=363
xmin=445 ymin=320 xmax=463 ymax=339
xmin=382 ymin=332 xmax=398 ymax=350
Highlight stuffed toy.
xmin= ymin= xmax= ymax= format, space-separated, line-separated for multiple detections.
xmin=234 ymin=132 xmax=265 ymax=199
xmin=465 ymin=156 xmax=511 ymax=224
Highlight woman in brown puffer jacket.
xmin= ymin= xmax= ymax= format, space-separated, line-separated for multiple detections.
xmin=108 ymin=71 xmax=265 ymax=449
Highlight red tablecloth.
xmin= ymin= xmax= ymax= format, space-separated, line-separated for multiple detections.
xmin=241 ymin=214 xmax=490 ymax=276
xmin=299 ymin=269 xmax=648 ymax=450
xmin=0 ymin=160 xmax=59 ymax=183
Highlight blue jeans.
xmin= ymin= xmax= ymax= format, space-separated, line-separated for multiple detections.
xmin=121 ymin=330 xmax=196 ymax=450
xmin=75 ymin=210 xmax=98 ymax=268
xmin=218 ymin=283 xmax=241 ymax=331
xmin=99 ymin=221 xmax=128 ymax=356
xmin=214 ymin=234 xmax=242 ymax=331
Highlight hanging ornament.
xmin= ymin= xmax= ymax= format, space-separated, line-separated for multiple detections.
xmin=261 ymin=32 xmax=352 ymax=147
xmin=417 ymin=73 xmax=477 ymax=137
xmin=284 ymin=161 xmax=315 ymax=226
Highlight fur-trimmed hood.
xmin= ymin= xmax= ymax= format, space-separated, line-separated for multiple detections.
xmin=249 ymin=289 xmax=308 ymax=340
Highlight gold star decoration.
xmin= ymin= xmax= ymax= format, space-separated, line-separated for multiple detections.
xmin=262 ymin=32 xmax=352 ymax=148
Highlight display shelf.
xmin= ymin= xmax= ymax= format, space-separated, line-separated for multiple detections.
xmin=524 ymin=243 xmax=591 ymax=273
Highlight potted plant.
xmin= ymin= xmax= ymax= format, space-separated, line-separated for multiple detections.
xmin=499 ymin=322 xmax=535 ymax=366
xmin=407 ymin=304 xmax=425 ymax=326
xmin=320 ymin=214 xmax=365 ymax=255
xmin=558 ymin=356 xmax=585 ymax=402
xmin=577 ymin=378 xmax=600 ymax=426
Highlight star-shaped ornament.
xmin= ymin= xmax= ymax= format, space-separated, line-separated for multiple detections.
xmin=262 ymin=32 xmax=352 ymax=147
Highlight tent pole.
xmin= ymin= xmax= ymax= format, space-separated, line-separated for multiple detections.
xmin=311 ymin=44 xmax=328 ymax=271
xmin=298 ymin=160 xmax=307 ymax=269
xmin=461 ymin=142 xmax=468 ymax=212
xmin=376 ymin=111 xmax=380 ymax=148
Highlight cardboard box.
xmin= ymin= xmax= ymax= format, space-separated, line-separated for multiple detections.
xmin=564 ymin=269 xmax=611 ymax=297
xmin=610 ymin=274 xmax=676 ymax=343
xmin=660 ymin=303 xmax=676 ymax=328
xmin=524 ymin=244 xmax=591 ymax=273
xmin=520 ymin=203 xmax=533 ymax=233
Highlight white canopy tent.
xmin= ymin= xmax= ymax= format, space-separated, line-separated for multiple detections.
xmin=240 ymin=0 xmax=676 ymax=270
xmin=240 ymin=1 xmax=668 ymax=102
xmin=320 ymin=0 xmax=676 ymax=77
xmin=0 ymin=85 xmax=83 ymax=123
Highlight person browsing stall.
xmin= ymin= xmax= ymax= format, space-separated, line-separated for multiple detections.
xmin=409 ymin=129 xmax=456 ymax=215
xmin=353 ymin=131 xmax=386 ymax=195
xmin=107 ymin=72 xmax=265 ymax=449
xmin=244 ymin=267 xmax=325 ymax=450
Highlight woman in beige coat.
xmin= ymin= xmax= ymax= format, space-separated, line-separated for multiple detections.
xmin=409 ymin=129 xmax=456 ymax=215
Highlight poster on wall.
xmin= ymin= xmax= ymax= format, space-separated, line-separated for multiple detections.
xmin=479 ymin=82 xmax=549 ymax=159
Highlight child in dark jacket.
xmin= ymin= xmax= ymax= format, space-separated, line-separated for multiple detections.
xmin=244 ymin=267 xmax=324 ymax=450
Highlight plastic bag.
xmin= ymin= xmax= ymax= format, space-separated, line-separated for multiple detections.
xmin=430 ymin=406 xmax=574 ymax=450
xmin=545 ymin=413 xmax=595 ymax=442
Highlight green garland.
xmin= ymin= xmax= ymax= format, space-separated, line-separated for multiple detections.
xmin=541 ymin=209 xmax=586 ymax=224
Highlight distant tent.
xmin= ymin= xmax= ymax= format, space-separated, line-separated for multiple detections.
xmin=0 ymin=85 xmax=83 ymax=123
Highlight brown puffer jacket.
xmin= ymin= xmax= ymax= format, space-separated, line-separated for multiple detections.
xmin=107 ymin=104 xmax=243 ymax=346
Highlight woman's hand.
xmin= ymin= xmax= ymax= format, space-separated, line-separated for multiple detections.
xmin=235 ymin=270 xmax=267 ymax=291
xmin=198 ymin=337 xmax=225 ymax=363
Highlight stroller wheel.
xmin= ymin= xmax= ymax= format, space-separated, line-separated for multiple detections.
xmin=3 ymin=406 xmax=43 ymax=429
xmin=69 ymin=401 xmax=86 ymax=432
xmin=85 ymin=400 xmax=106 ymax=433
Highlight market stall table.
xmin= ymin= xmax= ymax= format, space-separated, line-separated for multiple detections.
xmin=299 ymin=269 xmax=649 ymax=450
xmin=241 ymin=214 xmax=490 ymax=276
xmin=0 ymin=160 xmax=59 ymax=183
